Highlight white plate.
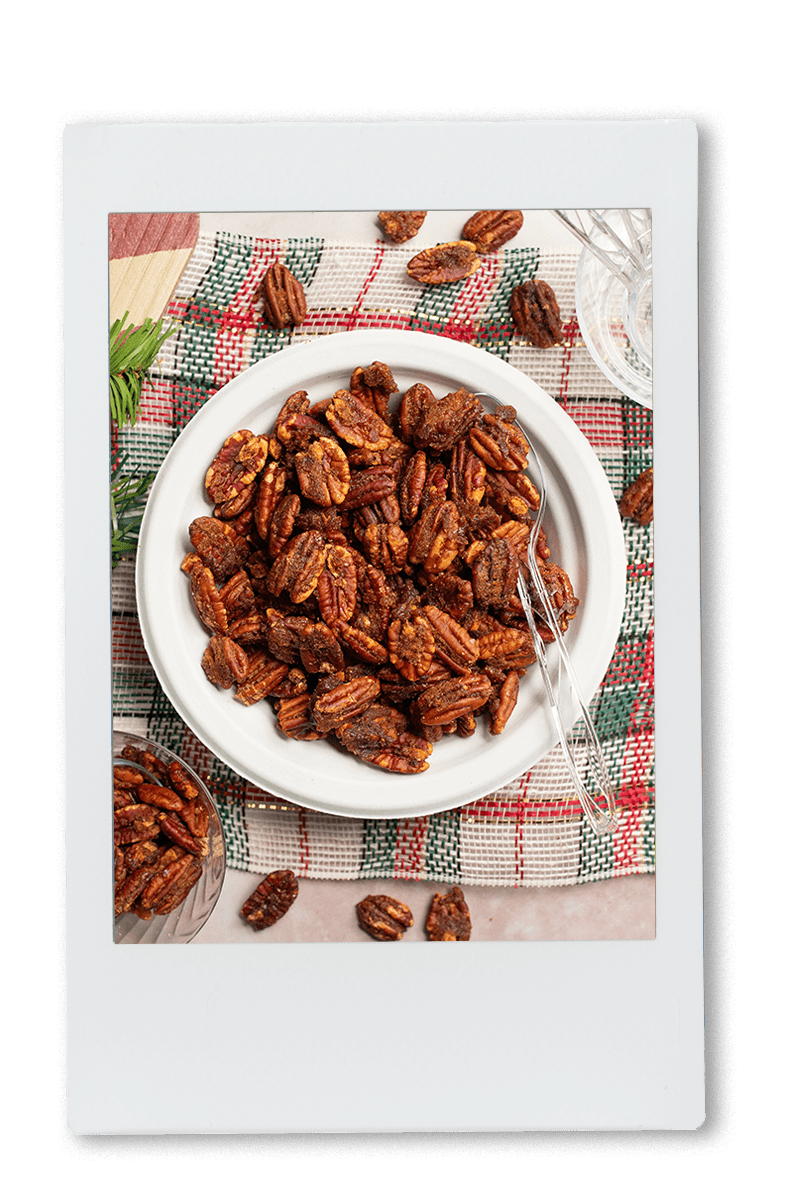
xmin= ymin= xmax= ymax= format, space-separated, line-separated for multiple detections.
xmin=136 ymin=330 xmax=626 ymax=820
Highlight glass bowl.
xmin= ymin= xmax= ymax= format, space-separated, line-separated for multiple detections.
xmin=574 ymin=209 xmax=653 ymax=408
xmin=113 ymin=730 xmax=226 ymax=944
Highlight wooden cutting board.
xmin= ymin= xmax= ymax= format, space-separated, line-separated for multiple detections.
xmin=109 ymin=213 xmax=200 ymax=325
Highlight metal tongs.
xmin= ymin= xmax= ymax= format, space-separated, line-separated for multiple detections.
xmin=475 ymin=394 xmax=618 ymax=838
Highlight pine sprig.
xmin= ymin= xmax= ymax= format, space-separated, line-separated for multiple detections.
xmin=109 ymin=311 xmax=176 ymax=428
xmin=111 ymin=455 xmax=156 ymax=568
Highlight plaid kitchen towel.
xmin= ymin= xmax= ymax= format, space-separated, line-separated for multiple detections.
xmin=111 ymin=228 xmax=654 ymax=888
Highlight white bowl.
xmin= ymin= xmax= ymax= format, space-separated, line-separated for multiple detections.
xmin=136 ymin=330 xmax=626 ymax=819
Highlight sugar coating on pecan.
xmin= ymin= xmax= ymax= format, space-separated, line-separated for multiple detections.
xmin=182 ymin=360 xmax=579 ymax=775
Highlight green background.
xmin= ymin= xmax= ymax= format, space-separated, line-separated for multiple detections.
xmin=9 ymin=2 xmax=757 ymax=1190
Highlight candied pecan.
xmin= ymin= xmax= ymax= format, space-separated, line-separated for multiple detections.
xmin=406 ymin=240 xmax=480 ymax=284
xmin=456 ymin=712 xmax=476 ymax=738
xmin=190 ymin=563 xmax=229 ymax=633
xmin=356 ymin=895 xmax=414 ymax=940
xmin=387 ymin=603 xmax=435 ymax=681
xmin=139 ymin=847 xmax=189 ymax=910
xmin=316 ymin=544 xmax=357 ymax=625
xmin=214 ymin=480 xmax=257 ymax=519
xmin=334 ymin=705 xmax=431 ymax=774
xmin=113 ymin=764 xmax=145 ymax=789
xmin=241 ymin=870 xmax=299 ymax=930
xmin=266 ymin=531 xmax=327 ymax=604
xmin=408 ymin=498 xmax=462 ymax=573
xmin=410 ymin=387 xmax=481 ymax=454
xmin=462 ymin=209 xmax=523 ymax=253
xmin=268 ymin=666 xmax=309 ymax=699
xmin=201 ymin=634 xmax=250 ymax=689
xmin=415 ymin=673 xmax=492 ymax=725
xmin=204 ymin=430 xmax=268 ymax=503
xmin=399 ymin=448 xmax=428 ymax=523
xmin=135 ymin=783 xmax=186 ymax=812
xmin=277 ymin=410 xmax=327 ymax=449
xmin=265 ymin=609 xmax=304 ymax=663
xmin=397 ymin=383 xmax=431 ymax=443
xmin=219 ymin=570 xmax=256 ymax=621
xmin=377 ymin=211 xmax=426 ymax=243
xmin=296 ymin=503 xmax=346 ymax=538
xmin=266 ymin=493 xmax=301 ymax=559
xmin=488 ymin=670 xmax=519 ymax=734
xmin=298 ymin=619 xmax=345 ymax=675
xmin=421 ymin=573 xmax=475 ymax=621
xmin=275 ymin=694 xmax=323 ymax=740
xmin=114 ymin=802 xmax=159 ymax=828
xmin=425 ymin=887 xmax=471 ymax=941
xmin=179 ymin=795 xmax=210 ymax=838
xmin=472 ymin=538 xmax=519 ymax=606
xmin=115 ymin=862 xmax=163 ymax=916
xmin=255 ymin=262 xmax=307 ymax=328
xmin=235 ymin=651 xmax=291 ymax=705
xmin=227 ymin=612 xmax=268 ymax=646
xmin=340 ymin=463 xmax=397 ymax=510
xmin=619 ymin=467 xmax=653 ymax=525
xmin=349 ymin=361 xmax=399 ymax=422
xmin=449 ymin=439 xmax=486 ymax=506
xmin=422 ymin=604 xmax=479 ymax=672
xmin=122 ymin=839 xmax=161 ymax=870
xmin=158 ymin=810 xmax=205 ymax=856
xmin=468 ymin=409 xmax=531 ymax=474
xmin=154 ymin=856 xmax=204 ymax=915
xmin=326 ymin=389 xmax=394 ymax=452
xmin=311 ymin=674 xmax=381 ymax=733
xmin=254 ymin=459 xmax=288 ymax=539
xmin=333 ymin=620 xmax=389 ymax=666
xmin=510 ymin=278 xmax=564 ymax=347
xmin=361 ymin=522 xmax=409 ymax=576
xmin=295 ymin=437 xmax=351 ymax=507
xmin=477 ymin=628 xmax=536 ymax=673
xmin=187 ymin=518 xmax=249 ymax=583
xmin=534 ymin=558 xmax=579 ymax=625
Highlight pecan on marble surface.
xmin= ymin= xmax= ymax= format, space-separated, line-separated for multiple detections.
xmin=425 ymin=886 xmax=471 ymax=941
xmin=356 ymin=894 xmax=414 ymax=940
xmin=240 ymin=870 xmax=299 ymax=930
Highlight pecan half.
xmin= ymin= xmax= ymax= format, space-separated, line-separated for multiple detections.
xmin=240 ymin=870 xmax=300 ymax=930
xmin=356 ymin=894 xmax=414 ymax=940
xmin=316 ymin=543 xmax=358 ymax=625
xmin=189 ymin=516 xmax=250 ymax=583
xmin=204 ymin=430 xmax=268 ymax=503
xmin=234 ymin=651 xmax=291 ymax=705
xmin=201 ymin=634 xmax=250 ymax=689
xmin=387 ymin=604 xmax=435 ymax=681
xmin=311 ymin=674 xmax=381 ymax=733
xmin=619 ymin=467 xmax=653 ymax=525
xmin=471 ymin=538 xmax=519 ymax=607
xmin=266 ymin=531 xmax=327 ymax=605
xmin=415 ymin=673 xmax=492 ymax=725
xmin=488 ymin=670 xmax=520 ymax=734
xmin=349 ymin=361 xmax=399 ymax=422
xmin=410 ymin=387 xmax=481 ymax=455
xmin=326 ymin=389 xmax=394 ymax=452
xmin=255 ymin=262 xmax=307 ymax=328
xmin=510 ymin=279 xmax=564 ymax=347
xmin=425 ymin=887 xmax=471 ymax=941
xmin=295 ymin=437 xmax=351 ymax=508
xmin=189 ymin=564 xmax=229 ymax=634
xmin=407 ymin=240 xmax=481 ymax=284
xmin=378 ymin=211 xmax=426 ymax=243
xmin=462 ymin=209 xmax=523 ymax=253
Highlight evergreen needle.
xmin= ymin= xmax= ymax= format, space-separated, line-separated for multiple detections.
xmin=109 ymin=311 xmax=176 ymax=429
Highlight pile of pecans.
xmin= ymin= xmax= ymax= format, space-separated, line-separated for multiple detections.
xmin=181 ymin=361 xmax=579 ymax=775
xmin=114 ymin=743 xmax=211 ymax=921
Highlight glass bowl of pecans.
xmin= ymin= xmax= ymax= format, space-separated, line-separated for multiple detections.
xmin=113 ymin=731 xmax=226 ymax=944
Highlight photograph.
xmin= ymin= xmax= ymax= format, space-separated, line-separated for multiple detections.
xmin=109 ymin=207 xmax=656 ymax=946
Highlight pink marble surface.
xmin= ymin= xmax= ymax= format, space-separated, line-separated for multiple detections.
xmin=192 ymin=867 xmax=655 ymax=943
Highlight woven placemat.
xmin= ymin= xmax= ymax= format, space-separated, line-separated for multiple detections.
xmin=111 ymin=229 xmax=654 ymax=887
